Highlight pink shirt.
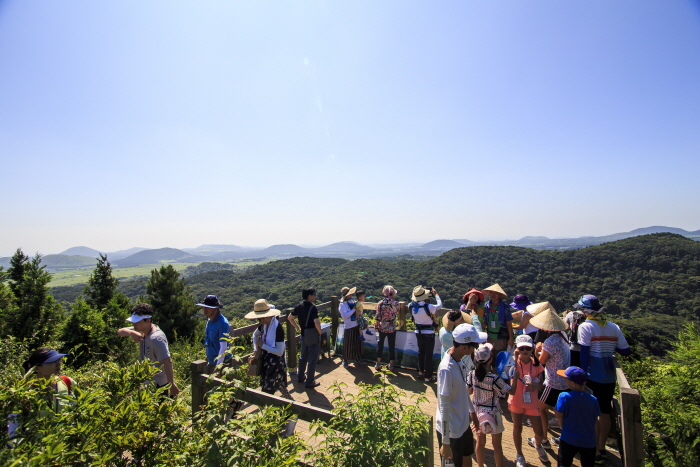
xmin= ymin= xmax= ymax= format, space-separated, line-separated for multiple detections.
xmin=508 ymin=357 xmax=545 ymax=411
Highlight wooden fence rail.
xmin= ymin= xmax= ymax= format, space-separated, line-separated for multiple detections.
xmin=615 ymin=359 xmax=644 ymax=467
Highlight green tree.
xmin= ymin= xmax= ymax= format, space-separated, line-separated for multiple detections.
xmin=146 ymin=264 xmax=199 ymax=342
xmin=83 ymin=253 xmax=119 ymax=310
xmin=5 ymin=250 xmax=64 ymax=346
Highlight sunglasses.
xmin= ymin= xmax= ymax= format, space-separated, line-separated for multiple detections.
xmin=517 ymin=346 xmax=532 ymax=352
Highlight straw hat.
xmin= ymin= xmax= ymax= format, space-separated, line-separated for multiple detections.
xmin=244 ymin=299 xmax=281 ymax=319
xmin=442 ymin=310 xmax=473 ymax=329
xmin=340 ymin=287 xmax=356 ymax=300
xmin=411 ymin=285 xmax=431 ymax=302
xmin=529 ymin=307 xmax=568 ymax=332
xmin=483 ymin=283 xmax=507 ymax=298
xmin=525 ymin=301 xmax=554 ymax=317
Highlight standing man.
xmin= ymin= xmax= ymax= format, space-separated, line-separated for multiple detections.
xmin=575 ymin=294 xmax=631 ymax=464
xmin=436 ymin=323 xmax=486 ymax=467
xmin=197 ymin=294 xmax=231 ymax=374
xmin=289 ymin=287 xmax=322 ymax=388
xmin=117 ymin=303 xmax=180 ymax=397
xmin=482 ymin=284 xmax=515 ymax=354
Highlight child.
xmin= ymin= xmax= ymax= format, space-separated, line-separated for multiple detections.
xmin=467 ymin=343 xmax=517 ymax=467
xmin=554 ymin=367 xmax=601 ymax=467
xmin=509 ymin=335 xmax=547 ymax=467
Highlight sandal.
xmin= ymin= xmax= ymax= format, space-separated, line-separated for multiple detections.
xmin=424 ymin=376 xmax=436 ymax=383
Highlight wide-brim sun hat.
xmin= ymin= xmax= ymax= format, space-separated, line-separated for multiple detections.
xmin=525 ymin=301 xmax=554 ymax=316
xmin=341 ymin=287 xmax=356 ymax=300
xmin=411 ymin=285 xmax=431 ymax=302
xmin=483 ymin=283 xmax=507 ymax=299
xmin=442 ymin=310 xmax=473 ymax=329
xmin=244 ymin=299 xmax=281 ymax=319
xmin=462 ymin=288 xmax=484 ymax=303
xmin=529 ymin=307 xmax=569 ymax=332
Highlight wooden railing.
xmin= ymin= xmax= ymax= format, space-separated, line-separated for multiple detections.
xmin=190 ymin=359 xmax=433 ymax=467
xmin=615 ymin=359 xmax=644 ymax=467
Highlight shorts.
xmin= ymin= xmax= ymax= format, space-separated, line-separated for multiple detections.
xmin=508 ymin=403 xmax=540 ymax=417
xmin=437 ymin=427 xmax=474 ymax=467
xmin=539 ymin=385 xmax=569 ymax=407
xmin=586 ymin=380 xmax=615 ymax=414
xmin=558 ymin=438 xmax=596 ymax=467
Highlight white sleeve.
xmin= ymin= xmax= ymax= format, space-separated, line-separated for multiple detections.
xmin=252 ymin=329 xmax=261 ymax=351
xmin=432 ymin=295 xmax=443 ymax=311
xmin=339 ymin=302 xmax=354 ymax=320
xmin=262 ymin=340 xmax=285 ymax=356
xmin=437 ymin=368 xmax=451 ymax=441
xmin=216 ymin=341 xmax=228 ymax=364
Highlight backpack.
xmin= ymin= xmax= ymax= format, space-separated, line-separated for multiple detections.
xmin=408 ymin=301 xmax=438 ymax=331
xmin=59 ymin=375 xmax=72 ymax=395
xmin=568 ymin=311 xmax=587 ymax=345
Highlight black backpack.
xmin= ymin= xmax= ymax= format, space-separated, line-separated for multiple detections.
xmin=568 ymin=311 xmax=587 ymax=344
xmin=409 ymin=301 xmax=438 ymax=330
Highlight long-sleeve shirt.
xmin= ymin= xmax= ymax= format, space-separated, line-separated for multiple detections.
xmin=339 ymin=301 xmax=358 ymax=329
xmin=412 ymin=295 xmax=442 ymax=334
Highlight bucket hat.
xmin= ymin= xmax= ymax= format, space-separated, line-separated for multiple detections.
xmin=197 ymin=295 xmax=223 ymax=309
xmin=509 ymin=294 xmax=532 ymax=311
xmin=573 ymin=294 xmax=603 ymax=312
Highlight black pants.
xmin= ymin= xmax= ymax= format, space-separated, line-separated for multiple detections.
xmin=416 ymin=332 xmax=436 ymax=378
xmin=437 ymin=428 xmax=474 ymax=467
xmin=570 ymin=349 xmax=581 ymax=367
xmin=558 ymin=439 xmax=596 ymax=467
xmin=377 ymin=331 xmax=396 ymax=361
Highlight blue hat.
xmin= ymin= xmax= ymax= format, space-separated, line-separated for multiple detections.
xmin=41 ymin=350 xmax=68 ymax=364
xmin=573 ymin=294 xmax=602 ymax=312
xmin=557 ymin=366 xmax=588 ymax=385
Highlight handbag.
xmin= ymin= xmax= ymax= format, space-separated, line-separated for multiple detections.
xmin=247 ymin=328 xmax=263 ymax=376
xmin=303 ymin=303 xmax=320 ymax=346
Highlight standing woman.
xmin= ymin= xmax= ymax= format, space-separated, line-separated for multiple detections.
xmin=246 ymin=299 xmax=293 ymax=400
xmin=375 ymin=285 xmax=399 ymax=371
xmin=529 ymin=303 xmax=570 ymax=450
xmin=339 ymin=287 xmax=363 ymax=368
xmin=461 ymin=288 xmax=485 ymax=332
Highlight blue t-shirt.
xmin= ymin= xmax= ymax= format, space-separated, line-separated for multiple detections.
xmin=556 ymin=390 xmax=601 ymax=448
xmin=204 ymin=312 xmax=231 ymax=365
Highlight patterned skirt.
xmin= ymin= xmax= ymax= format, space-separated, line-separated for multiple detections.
xmin=343 ymin=326 xmax=363 ymax=362
xmin=261 ymin=350 xmax=292 ymax=400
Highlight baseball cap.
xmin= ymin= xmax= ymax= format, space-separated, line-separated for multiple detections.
xmin=556 ymin=366 xmax=588 ymax=385
xmin=452 ymin=323 xmax=487 ymax=344
xmin=515 ymin=334 xmax=534 ymax=348
xmin=474 ymin=343 xmax=494 ymax=362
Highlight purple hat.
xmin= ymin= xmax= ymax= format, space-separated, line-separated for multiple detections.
xmin=557 ymin=366 xmax=588 ymax=385
xmin=509 ymin=294 xmax=532 ymax=311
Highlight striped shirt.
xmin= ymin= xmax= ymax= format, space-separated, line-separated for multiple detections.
xmin=578 ymin=320 xmax=629 ymax=384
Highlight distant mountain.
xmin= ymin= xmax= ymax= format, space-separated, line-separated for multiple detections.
xmin=0 ymin=254 xmax=97 ymax=270
xmin=59 ymin=246 xmax=102 ymax=257
xmin=419 ymin=239 xmax=466 ymax=250
xmin=313 ymin=242 xmax=377 ymax=255
xmin=182 ymin=244 xmax=249 ymax=255
xmin=113 ymin=248 xmax=203 ymax=267
xmin=258 ymin=244 xmax=311 ymax=256
xmin=107 ymin=247 xmax=149 ymax=261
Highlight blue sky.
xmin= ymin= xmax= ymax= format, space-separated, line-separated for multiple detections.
xmin=1 ymin=0 xmax=699 ymax=256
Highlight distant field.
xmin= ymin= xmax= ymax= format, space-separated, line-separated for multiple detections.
xmin=49 ymin=259 xmax=270 ymax=287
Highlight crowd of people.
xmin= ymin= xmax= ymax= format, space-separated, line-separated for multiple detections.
xmin=11 ymin=283 xmax=632 ymax=467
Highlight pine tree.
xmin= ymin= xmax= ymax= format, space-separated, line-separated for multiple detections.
xmin=146 ymin=264 xmax=199 ymax=342
xmin=84 ymin=253 xmax=119 ymax=310
xmin=6 ymin=250 xmax=64 ymax=346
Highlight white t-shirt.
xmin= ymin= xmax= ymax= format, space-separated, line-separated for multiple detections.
xmin=435 ymin=351 xmax=475 ymax=439
xmin=412 ymin=296 xmax=442 ymax=334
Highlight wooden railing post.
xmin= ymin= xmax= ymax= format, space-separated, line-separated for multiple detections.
xmin=285 ymin=312 xmax=298 ymax=369
xmin=330 ymin=296 xmax=339 ymax=350
xmin=190 ymin=359 xmax=208 ymax=416
xmin=398 ymin=301 xmax=407 ymax=331
xmin=620 ymin=387 xmax=644 ymax=467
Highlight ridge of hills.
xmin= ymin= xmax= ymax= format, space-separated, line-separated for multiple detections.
xmin=6 ymin=225 xmax=699 ymax=270
xmin=50 ymin=233 xmax=700 ymax=357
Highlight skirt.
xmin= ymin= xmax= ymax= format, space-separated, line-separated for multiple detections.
xmin=343 ymin=326 xmax=362 ymax=362
xmin=260 ymin=350 xmax=292 ymax=400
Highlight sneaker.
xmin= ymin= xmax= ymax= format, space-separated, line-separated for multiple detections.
xmin=515 ymin=454 xmax=526 ymax=467
xmin=548 ymin=417 xmax=559 ymax=428
xmin=536 ymin=446 xmax=549 ymax=463
xmin=550 ymin=437 xmax=560 ymax=447
xmin=595 ymin=454 xmax=605 ymax=464
xmin=541 ymin=438 xmax=552 ymax=450
xmin=342 ymin=361 xmax=349 ymax=369
xmin=304 ymin=381 xmax=320 ymax=389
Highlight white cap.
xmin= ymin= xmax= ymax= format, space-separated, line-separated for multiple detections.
xmin=515 ymin=334 xmax=534 ymax=348
xmin=474 ymin=343 xmax=494 ymax=362
xmin=452 ymin=323 xmax=487 ymax=345
xmin=126 ymin=313 xmax=152 ymax=323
